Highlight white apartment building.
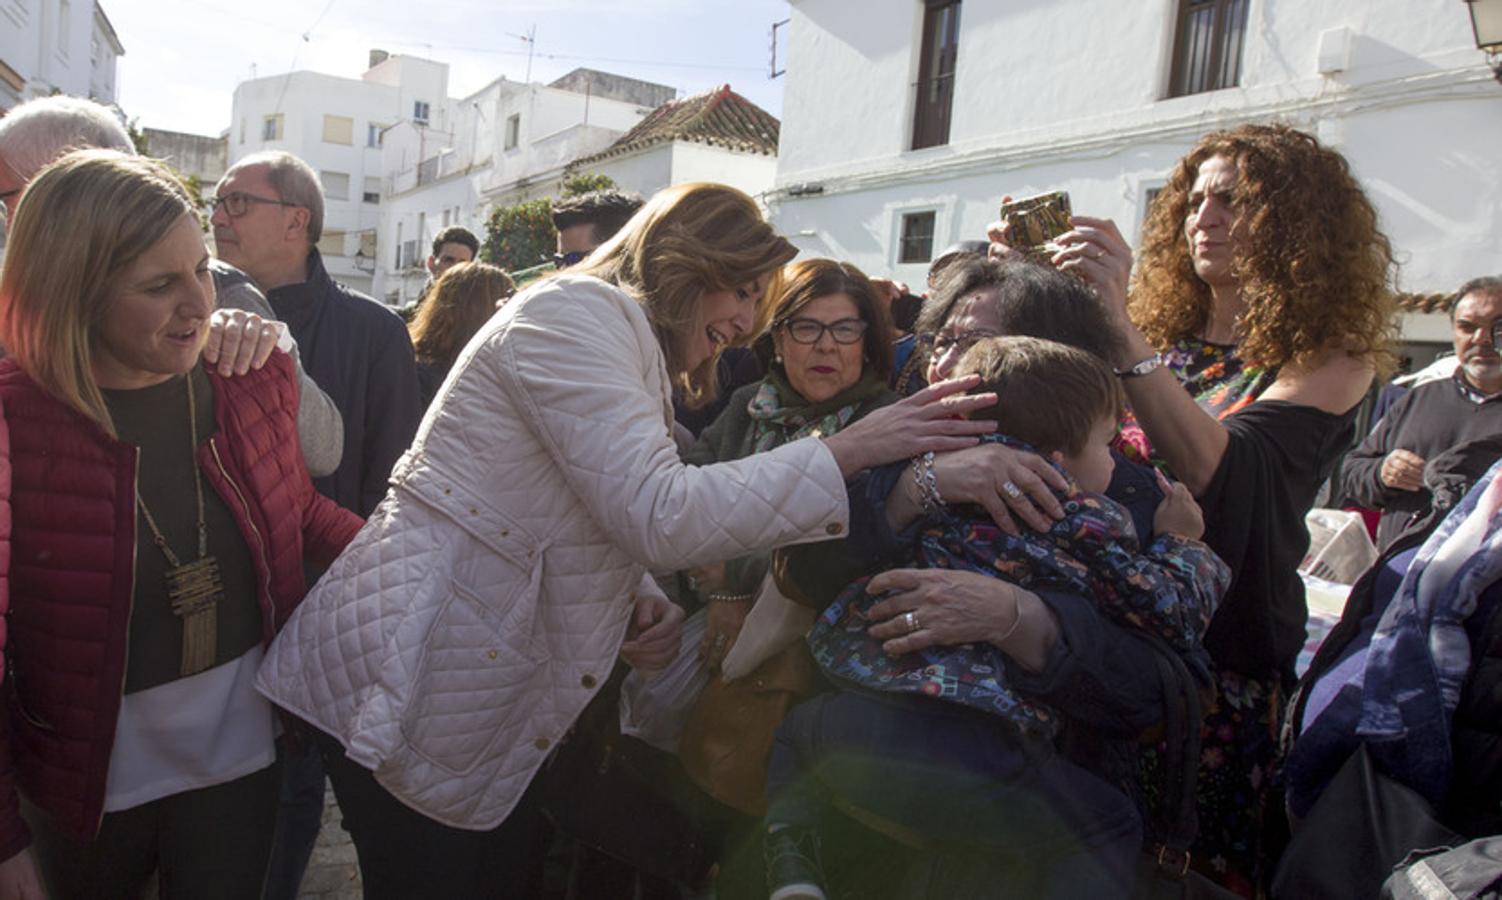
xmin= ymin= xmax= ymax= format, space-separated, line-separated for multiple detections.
xmin=375 ymin=69 xmax=675 ymax=305
xmin=769 ymin=0 xmax=1502 ymax=351
xmin=229 ymin=52 xmax=450 ymax=298
xmin=0 ymin=0 xmax=123 ymax=112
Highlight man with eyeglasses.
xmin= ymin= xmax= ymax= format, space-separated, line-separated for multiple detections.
xmin=0 ymin=95 xmax=343 ymax=477
xmin=212 ymin=150 xmax=421 ymax=900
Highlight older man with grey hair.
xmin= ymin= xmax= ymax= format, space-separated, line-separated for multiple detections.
xmin=211 ymin=149 xmax=421 ymax=900
xmin=0 ymin=95 xmax=344 ymax=477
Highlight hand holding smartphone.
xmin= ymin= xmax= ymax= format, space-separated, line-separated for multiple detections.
xmin=999 ymin=191 xmax=1072 ymax=263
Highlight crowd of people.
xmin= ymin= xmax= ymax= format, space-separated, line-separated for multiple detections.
xmin=0 ymin=93 xmax=1497 ymax=900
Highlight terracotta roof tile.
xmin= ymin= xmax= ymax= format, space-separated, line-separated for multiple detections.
xmin=569 ymin=85 xmax=779 ymax=169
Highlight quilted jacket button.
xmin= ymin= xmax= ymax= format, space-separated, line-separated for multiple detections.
xmin=487 ymin=650 xmax=498 ymax=660
xmin=581 ymin=674 xmax=597 ymax=689
xmin=534 ymin=737 xmax=551 ymax=751
xmin=825 ymin=522 xmax=844 ymax=536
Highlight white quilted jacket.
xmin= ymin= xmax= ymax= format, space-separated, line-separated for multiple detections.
xmin=256 ymin=275 xmax=849 ymax=830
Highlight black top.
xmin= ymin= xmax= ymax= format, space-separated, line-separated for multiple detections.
xmin=1198 ymin=399 xmax=1359 ymax=684
xmin=1340 ymin=373 xmax=1502 ymax=551
xmin=267 ymin=249 xmax=422 ymax=517
xmin=104 ymin=367 xmax=260 ymax=693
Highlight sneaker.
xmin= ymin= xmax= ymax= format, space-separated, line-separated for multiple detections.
xmin=765 ymin=825 xmax=827 ymax=900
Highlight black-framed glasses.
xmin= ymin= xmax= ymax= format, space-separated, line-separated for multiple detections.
xmin=779 ymin=317 xmax=868 ymax=345
xmin=210 ymin=191 xmax=299 ymax=218
xmin=918 ymin=329 xmax=1003 ymax=357
xmin=553 ymin=251 xmax=587 ymax=269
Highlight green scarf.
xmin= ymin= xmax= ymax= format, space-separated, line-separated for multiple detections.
xmin=746 ymin=367 xmax=890 ymax=454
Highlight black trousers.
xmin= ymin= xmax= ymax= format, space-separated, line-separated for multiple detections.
xmin=315 ymin=730 xmax=550 ymax=900
xmin=28 ymin=760 xmax=283 ymax=900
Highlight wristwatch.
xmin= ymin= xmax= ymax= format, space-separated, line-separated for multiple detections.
xmin=1114 ymin=354 xmax=1164 ymax=379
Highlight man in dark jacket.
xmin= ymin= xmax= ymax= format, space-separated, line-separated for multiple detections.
xmin=212 ymin=151 xmax=421 ymax=519
xmin=1341 ymin=277 xmax=1502 ymax=550
xmin=210 ymin=150 xmax=421 ymax=900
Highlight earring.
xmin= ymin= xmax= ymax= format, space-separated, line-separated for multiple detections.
xmin=774 ymin=354 xmax=783 ymax=364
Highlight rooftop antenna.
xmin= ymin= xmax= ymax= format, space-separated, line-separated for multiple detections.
xmin=507 ymin=25 xmax=537 ymax=83
xmin=770 ymin=18 xmax=789 ymax=79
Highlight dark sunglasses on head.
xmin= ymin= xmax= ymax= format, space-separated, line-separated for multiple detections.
xmin=553 ymin=251 xmax=588 ymax=269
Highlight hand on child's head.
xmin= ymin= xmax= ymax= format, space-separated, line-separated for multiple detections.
xmin=1153 ymin=470 xmax=1205 ymax=541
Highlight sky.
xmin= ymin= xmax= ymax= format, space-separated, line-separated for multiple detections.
xmin=104 ymin=0 xmax=792 ymax=136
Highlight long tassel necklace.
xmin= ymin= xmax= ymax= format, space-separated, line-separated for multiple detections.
xmin=135 ymin=373 xmax=225 ymax=677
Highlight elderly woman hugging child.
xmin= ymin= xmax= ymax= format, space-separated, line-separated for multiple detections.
xmin=763 ymin=336 xmax=1232 ymax=900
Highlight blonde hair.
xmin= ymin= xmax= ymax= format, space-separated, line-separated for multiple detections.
xmin=0 ymin=149 xmax=195 ymax=435
xmin=410 ymin=262 xmax=514 ymax=367
xmin=568 ymin=182 xmax=796 ymax=407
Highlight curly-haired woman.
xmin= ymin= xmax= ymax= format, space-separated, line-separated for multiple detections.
xmin=408 ymin=262 xmax=515 ymax=409
xmin=993 ymin=124 xmax=1397 ymax=893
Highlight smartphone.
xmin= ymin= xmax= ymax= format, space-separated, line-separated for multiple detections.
xmin=1000 ymin=191 xmax=1072 ymax=261
xmin=891 ymin=292 xmax=924 ymax=332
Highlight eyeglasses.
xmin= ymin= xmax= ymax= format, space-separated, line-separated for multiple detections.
xmin=918 ymin=329 xmax=1003 ymax=357
xmin=210 ymin=191 xmax=299 ymax=218
xmin=778 ymin=317 xmax=868 ymax=345
xmin=552 ymin=251 xmax=587 ymax=269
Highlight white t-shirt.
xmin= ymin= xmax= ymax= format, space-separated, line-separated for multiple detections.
xmin=103 ymin=646 xmax=277 ymax=812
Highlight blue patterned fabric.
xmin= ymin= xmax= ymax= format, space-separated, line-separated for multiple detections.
xmin=1354 ymin=459 xmax=1502 ymax=804
xmin=809 ymin=435 xmax=1230 ymax=736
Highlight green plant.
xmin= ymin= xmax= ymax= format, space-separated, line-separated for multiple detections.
xmin=562 ymin=172 xmax=615 ymax=197
xmin=481 ymin=197 xmax=555 ymax=271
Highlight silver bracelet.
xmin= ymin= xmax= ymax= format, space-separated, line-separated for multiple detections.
xmin=911 ymin=451 xmax=944 ymax=514
xmin=1114 ymin=354 xmax=1163 ymax=379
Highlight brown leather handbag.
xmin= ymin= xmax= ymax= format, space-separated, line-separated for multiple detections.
xmin=678 ymin=643 xmax=818 ymax=817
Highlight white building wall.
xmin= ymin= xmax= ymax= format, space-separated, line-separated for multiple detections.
xmin=666 ymin=142 xmax=778 ymax=200
xmin=229 ymin=60 xmax=449 ymax=299
xmin=0 ymin=0 xmax=121 ymax=110
xmin=772 ymin=0 xmax=1502 ymax=295
xmin=374 ymin=77 xmax=659 ymax=304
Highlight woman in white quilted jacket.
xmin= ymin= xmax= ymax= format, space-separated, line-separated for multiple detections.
xmin=255 ymin=182 xmax=1000 ymax=898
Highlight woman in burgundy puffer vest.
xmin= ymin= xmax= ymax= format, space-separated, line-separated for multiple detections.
xmin=0 ymin=150 xmax=362 ymax=899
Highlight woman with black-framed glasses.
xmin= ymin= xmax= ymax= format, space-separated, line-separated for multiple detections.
xmin=681 ymin=257 xmax=898 ymax=675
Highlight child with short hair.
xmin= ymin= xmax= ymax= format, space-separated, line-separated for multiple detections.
xmin=763 ymin=336 xmax=1231 ymax=900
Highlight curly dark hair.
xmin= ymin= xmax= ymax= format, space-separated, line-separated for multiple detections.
xmin=1130 ymin=123 xmax=1396 ymax=373
xmin=409 ymin=262 xmax=514 ymax=368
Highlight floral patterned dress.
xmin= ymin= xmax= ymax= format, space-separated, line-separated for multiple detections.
xmin=1116 ymin=338 xmax=1349 ymax=898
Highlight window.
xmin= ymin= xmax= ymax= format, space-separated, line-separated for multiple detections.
xmin=1167 ymin=0 xmax=1250 ymax=97
xmin=90 ymin=35 xmax=98 ymax=66
xmin=912 ymin=0 xmax=961 ymax=150
xmin=898 ymin=211 xmax=937 ymax=264
xmin=317 ymin=230 xmax=346 ymax=258
xmin=413 ymin=100 xmax=430 ymax=124
xmin=262 ymin=114 xmax=283 ymax=141
xmin=504 ymin=114 xmax=520 ymax=151
xmin=362 ymin=176 xmax=380 ymax=204
xmin=322 ymin=114 xmax=354 ymax=145
xmin=367 ymin=123 xmax=384 ymax=148
xmin=57 ymin=0 xmax=69 ymax=56
xmin=400 ymin=240 xmax=418 ymax=269
xmin=239 ymin=117 xmax=245 ymax=145
xmin=441 ymin=209 xmax=451 ymax=228
xmin=360 ymin=231 xmax=377 ymax=259
xmin=394 ymin=222 xmax=403 ymax=267
xmin=321 ymin=170 xmax=350 ymax=201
